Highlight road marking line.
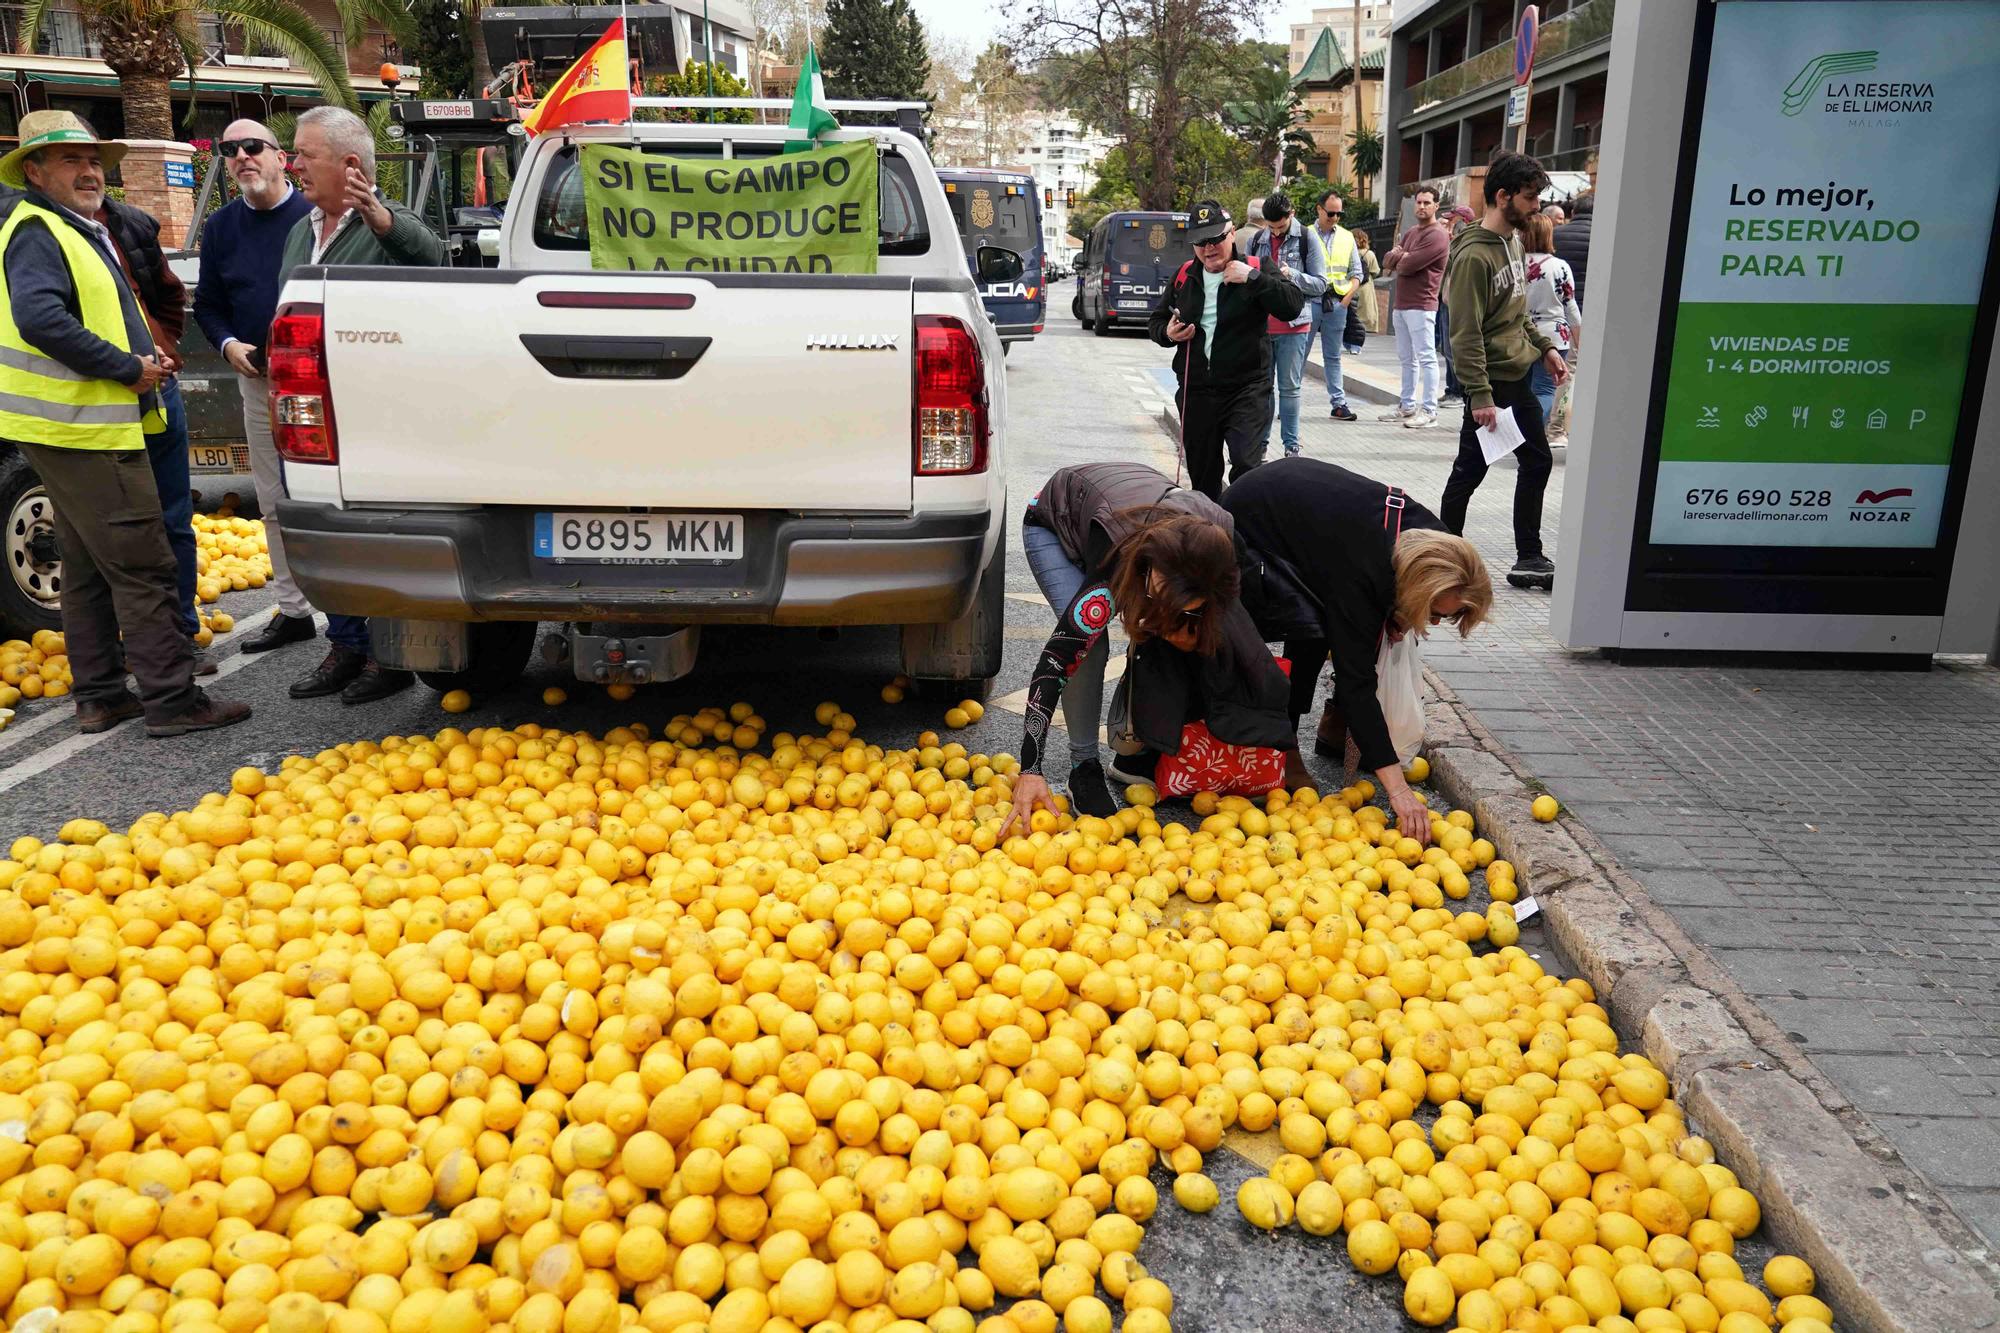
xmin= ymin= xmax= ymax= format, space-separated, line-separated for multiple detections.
xmin=0 ymin=620 xmax=270 ymax=792
xmin=988 ymin=648 xmax=1128 ymax=720
xmin=1004 ymin=591 xmax=1049 ymax=607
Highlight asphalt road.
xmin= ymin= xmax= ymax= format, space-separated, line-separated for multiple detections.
xmin=0 ymin=312 xmax=1606 ymax=1331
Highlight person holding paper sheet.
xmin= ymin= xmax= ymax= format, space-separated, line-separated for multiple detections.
xmin=1223 ymin=458 xmax=1494 ymax=845
xmin=1437 ymin=151 xmax=1569 ymax=593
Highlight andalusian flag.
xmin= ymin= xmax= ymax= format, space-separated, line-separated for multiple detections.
xmin=784 ymin=43 xmax=838 ymax=154
xmin=523 ymin=19 xmax=631 ymax=136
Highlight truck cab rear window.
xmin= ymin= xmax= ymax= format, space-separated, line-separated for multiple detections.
xmin=532 ymin=142 xmax=930 ymax=256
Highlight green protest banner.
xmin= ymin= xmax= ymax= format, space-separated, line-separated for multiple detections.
xmin=582 ymin=139 xmax=878 ymax=273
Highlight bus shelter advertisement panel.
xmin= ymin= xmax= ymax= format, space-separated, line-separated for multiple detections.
xmin=1652 ymin=0 xmax=2000 ymax=549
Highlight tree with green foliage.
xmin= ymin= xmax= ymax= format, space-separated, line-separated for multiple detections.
xmin=1224 ymin=58 xmax=1316 ymax=189
xmin=637 ymin=61 xmax=757 ymax=123
xmin=821 ymin=0 xmax=931 ymax=104
xmin=14 ymin=0 xmax=384 ymax=138
xmin=409 ymin=0 xmax=472 ymax=97
xmin=1021 ymin=0 xmax=1266 ymax=211
xmin=1347 ymin=125 xmax=1384 ymax=196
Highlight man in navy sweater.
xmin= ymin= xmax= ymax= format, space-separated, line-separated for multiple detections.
xmin=192 ymin=118 xmax=315 ymax=655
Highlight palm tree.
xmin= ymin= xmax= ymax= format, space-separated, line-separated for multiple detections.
xmin=1347 ymin=125 xmax=1384 ymax=197
xmin=1225 ymin=60 xmax=1317 ymax=189
xmin=13 ymin=0 xmax=399 ymax=139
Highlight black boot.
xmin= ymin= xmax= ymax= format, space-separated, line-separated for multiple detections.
xmin=243 ymin=612 xmax=317 ymax=654
xmin=1067 ymin=760 xmax=1118 ymax=817
xmin=341 ymin=660 xmax=414 ymax=705
xmin=289 ymin=645 xmax=366 ymax=698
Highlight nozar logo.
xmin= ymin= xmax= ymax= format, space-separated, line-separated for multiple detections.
xmin=1854 ymin=487 xmax=1913 ymax=505
xmin=1781 ymin=49 xmax=1878 ymax=115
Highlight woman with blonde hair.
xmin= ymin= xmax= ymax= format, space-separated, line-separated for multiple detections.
xmin=1223 ymin=458 xmax=1493 ymax=842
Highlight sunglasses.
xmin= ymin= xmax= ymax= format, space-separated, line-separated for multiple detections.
xmin=218 ymin=138 xmax=279 ymax=159
xmin=1428 ymin=608 xmax=1467 ymax=626
xmin=1191 ymin=235 xmax=1228 ymax=248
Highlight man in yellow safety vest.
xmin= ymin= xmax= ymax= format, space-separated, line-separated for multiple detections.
xmin=1311 ymin=189 xmax=1366 ymax=422
xmin=0 ymin=111 xmax=250 ymax=736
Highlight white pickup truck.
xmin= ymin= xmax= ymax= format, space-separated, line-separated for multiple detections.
xmin=269 ymin=100 xmax=1014 ymax=696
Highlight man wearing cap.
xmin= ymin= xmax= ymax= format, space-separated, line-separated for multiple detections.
xmin=0 ymin=111 xmax=250 ymax=736
xmin=1148 ymin=200 xmax=1303 ymax=500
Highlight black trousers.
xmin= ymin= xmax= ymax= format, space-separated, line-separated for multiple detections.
xmin=1439 ymin=370 xmax=1554 ymax=560
xmin=1181 ymin=377 xmax=1271 ymax=500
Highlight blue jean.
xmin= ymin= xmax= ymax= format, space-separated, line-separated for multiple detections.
xmin=1269 ymin=317 xmax=1314 ymax=455
xmin=1316 ymin=301 xmax=1348 ymax=410
xmin=144 ymin=376 xmax=198 ymax=637
xmin=1438 ymin=301 xmax=1462 ymax=398
xmin=326 ymin=613 xmax=369 ymax=652
xmin=1022 ymin=518 xmax=1107 ymax=762
xmin=1529 ymin=356 xmax=1557 ymax=423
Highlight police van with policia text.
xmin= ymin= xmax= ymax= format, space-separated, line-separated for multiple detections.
xmin=267 ymin=96 xmax=1020 ymax=701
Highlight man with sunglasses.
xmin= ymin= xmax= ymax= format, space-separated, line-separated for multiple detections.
xmin=193 ymin=120 xmax=314 ymax=655
xmin=1148 ymin=200 xmax=1303 ymax=500
xmin=1310 ymin=189 xmax=1366 ymax=424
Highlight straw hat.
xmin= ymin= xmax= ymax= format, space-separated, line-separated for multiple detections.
xmin=0 ymin=110 xmax=126 ymax=189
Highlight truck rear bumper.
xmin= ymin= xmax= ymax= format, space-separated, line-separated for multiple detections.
xmin=276 ymin=502 xmax=991 ymax=626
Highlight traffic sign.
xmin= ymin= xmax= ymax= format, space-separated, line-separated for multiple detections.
xmin=1515 ymin=5 xmax=1539 ymax=85
xmin=1506 ymin=86 xmax=1530 ymax=128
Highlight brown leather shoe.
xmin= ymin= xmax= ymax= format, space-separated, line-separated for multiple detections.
xmin=290 ymin=646 xmax=367 ymax=699
xmin=147 ymin=689 xmax=251 ymax=738
xmin=76 ymin=693 xmax=144 ymax=734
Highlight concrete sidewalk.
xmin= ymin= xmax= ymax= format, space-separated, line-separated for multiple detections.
xmin=1259 ymin=402 xmax=2000 ymax=1264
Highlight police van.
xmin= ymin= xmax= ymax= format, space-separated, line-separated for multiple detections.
xmin=1074 ymin=211 xmax=1187 ymax=336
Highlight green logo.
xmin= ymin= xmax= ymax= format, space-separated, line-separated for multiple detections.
xmin=1781 ymin=50 xmax=1878 ymax=115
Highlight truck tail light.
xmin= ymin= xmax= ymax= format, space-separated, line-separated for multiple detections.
xmin=913 ymin=315 xmax=987 ymax=475
xmin=269 ymin=302 xmax=337 ymax=464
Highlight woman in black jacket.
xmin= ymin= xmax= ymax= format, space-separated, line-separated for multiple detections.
xmin=1003 ymin=462 xmax=1287 ymax=831
xmin=1224 ymin=458 xmax=1494 ymax=843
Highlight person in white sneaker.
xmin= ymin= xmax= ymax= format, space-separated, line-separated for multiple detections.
xmin=1380 ymin=186 xmax=1449 ymax=426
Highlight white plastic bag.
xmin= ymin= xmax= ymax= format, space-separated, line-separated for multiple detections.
xmin=1376 ymin=636 xmax=1425 ymax=763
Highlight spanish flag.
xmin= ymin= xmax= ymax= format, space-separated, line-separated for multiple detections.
xmin=523 ymin=19 xmax=631 ymax=136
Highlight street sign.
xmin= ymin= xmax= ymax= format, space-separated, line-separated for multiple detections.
xmin=1515 ymin=6 xmax=1539 ymax=85
xmin=163 ymin=161 xmax=196 ymax=189
xmin=1506 ymin=86 xmax=1530 ymax=128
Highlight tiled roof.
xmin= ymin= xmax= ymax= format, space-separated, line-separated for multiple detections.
xmin=1291 ymin=26 xmax=1384 ymax=87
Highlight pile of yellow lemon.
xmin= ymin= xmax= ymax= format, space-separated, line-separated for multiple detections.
xmin=0 ymin=630 xmax=70 ymax=707
xmin=0 ymin=702 xmax=1833 ymax=1333
xmin=193 ymin=516 xmax=272 ymax=606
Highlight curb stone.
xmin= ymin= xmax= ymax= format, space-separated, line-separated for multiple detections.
xmin=1418 ymin=667 xmax=2000 ymax=1333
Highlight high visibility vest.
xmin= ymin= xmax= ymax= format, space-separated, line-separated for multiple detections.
xmin=1315 ymin=223 xmax=1357 ymax=297
xmin=0 ymin=201 xmax=161 ymax=451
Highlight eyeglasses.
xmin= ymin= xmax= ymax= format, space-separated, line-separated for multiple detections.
xmin=1428 ymin=608 xmax=1467 ymax=626
xmin=218 ymin=138 xmax=279 ymax=159
xmin=1191 ymin=236 xmax=1227 ymax=249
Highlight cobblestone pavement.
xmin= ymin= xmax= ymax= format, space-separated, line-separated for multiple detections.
xmin=1287 ymin=337 xmax=2000 ymax=1251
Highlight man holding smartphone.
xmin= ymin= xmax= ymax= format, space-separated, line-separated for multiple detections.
xmin=1148 ymin=200 xmax=1304 ymax=500
xmin=193 ymin=117 xmax=314 ymax=654
xmin=276 ymin=106 xmax=445 ymax=705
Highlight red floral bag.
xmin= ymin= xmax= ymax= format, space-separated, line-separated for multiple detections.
xmin=1153 ymin=658 xmax=1292 ymax=798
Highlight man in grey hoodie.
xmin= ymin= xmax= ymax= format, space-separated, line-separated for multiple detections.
xmin=1437 ymin=152 xmax=1569 ymax=592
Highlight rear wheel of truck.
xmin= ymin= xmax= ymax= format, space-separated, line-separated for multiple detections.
xmin=1073 ymin=293 xmax=1089 ymax=327
xmin=1094 ymin=312 xmax=1113 ymax=337
xmin=902 ymin=527 xmax=1004 ymax=701
xmin=0 ymin=451 xmax=62 ymax=642
xmin=416 ymin=621 xmax=538 ymax=696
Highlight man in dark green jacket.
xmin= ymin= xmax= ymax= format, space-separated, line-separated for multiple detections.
xmin=278 ymin=105 xmax=445 ymax=705
xmin=1437 ymin=151 xmax=1569 ymax=592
